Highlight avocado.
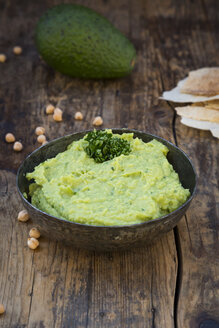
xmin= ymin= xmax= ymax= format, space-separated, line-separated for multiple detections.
xmin=35 ymin=4 xmax=136 ymax=79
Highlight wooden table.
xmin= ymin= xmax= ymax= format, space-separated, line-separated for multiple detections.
xmin=0 ymin=0 xmax=218 ymax=327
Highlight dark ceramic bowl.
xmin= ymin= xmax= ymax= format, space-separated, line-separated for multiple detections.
xmin=17 ymin=129 xmax=197 ymax=251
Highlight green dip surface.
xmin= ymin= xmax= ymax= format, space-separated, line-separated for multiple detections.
xmin=26 ymin=132 xmax=190 ymax=226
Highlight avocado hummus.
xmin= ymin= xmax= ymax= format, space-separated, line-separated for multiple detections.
xmin=26 ymin=132 xmax=190 ymax=226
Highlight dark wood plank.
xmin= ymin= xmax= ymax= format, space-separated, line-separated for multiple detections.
xmin=150 ymin=0 xmax=219 ymax=325
xmin=1 ymin=0 xmax=218 ymax=327
xmin=0 ymin=171 xmax=177 ymax=328
xmin=0 ymin=0 xmax=178 ymax=327
xmin=174 ymin=1 xmax=219 ymax=322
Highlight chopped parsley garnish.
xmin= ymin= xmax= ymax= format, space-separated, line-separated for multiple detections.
xmin=84 ymin=130 xmax=131 ymax=163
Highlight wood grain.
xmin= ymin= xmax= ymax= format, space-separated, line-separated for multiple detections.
xmin=152 ymin=0 xmax=219 ymax=326
xmin=0 ymin=0 xmax=218 ymax=327
xmin=0 ymin=171 xmax=177 ymax=328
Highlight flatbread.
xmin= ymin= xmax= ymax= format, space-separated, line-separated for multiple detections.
xmin=210 ymin=129 xmax=219 ymax=138
xmin=180 ymin=117 xmax=219 ymax=139
xmin=160 ymin=78 xmax=219 ymax=103
xmin=199 ymin=99 xmax=219 ymax=110
xmin=180 ymin=67 xmax=219 ymax=96
xmin=181 ymin=117 xmax=219 ymax=139
xmin=175 ymin=105 xmax=219 ymax=122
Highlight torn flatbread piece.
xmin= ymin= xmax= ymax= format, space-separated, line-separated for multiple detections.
xmin=180 ymin=117 xmax=219 ymax=138
xmin=161 ymin=78 xmax=219 ymax=103
xmin=175 ymin=105 xmax=219 ymax=123
xmin=161 ymin=70 xmax=219 ymax=103
xmin=180 ymin=67 xmax=219 ymax=96
xmin=200 ymin=99 xmax=219 ymax=110
xmin=210 ymin=129 xmax=219 ymax=138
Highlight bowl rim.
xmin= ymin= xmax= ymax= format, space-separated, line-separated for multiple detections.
xmin=16 ymin=128 xmax=197 ymax=230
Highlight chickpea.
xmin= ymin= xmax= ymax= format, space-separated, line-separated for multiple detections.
xmin=93 ymin=116 xmax=103 ymax=126
xmin=37 ymin=134 xmax=46 ymax=144
xmin=29 ymin=227 xmax=40 ymax=239
xmin=5 ymin=133 xmax=15 ymax=143
xmin=13 ymin=46 xmax=22 ymax=55
xmin=35 ymin=126 xmax=45 ymax=135
xmin=46 ymin=104 xmax=55 ymax=114
xmin=54 ymin=107 xmax=62 ymax=115
xmin=0 ymin=54 xmax=6 ymax=63
xmin=0 ymin=304 xmax=5 ymax=315
xmin=27 ymin=237 xmax=39 ymax=250
xmin=18 ymin=209 xmax=29 ymax=222
xmin=13 ymin=141 xmax=23 ymax=152
xmin=74 ymin=111 xmax=83 ymax=120
xmin=53 ymin=107 xmax=63 ymax=122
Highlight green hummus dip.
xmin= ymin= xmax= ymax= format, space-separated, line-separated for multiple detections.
xmin=26 ymin=132 xmax=190 ymax=226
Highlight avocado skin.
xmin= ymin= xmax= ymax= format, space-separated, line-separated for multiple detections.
xmin=35 ymin=4 xmax=136 ymax=79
